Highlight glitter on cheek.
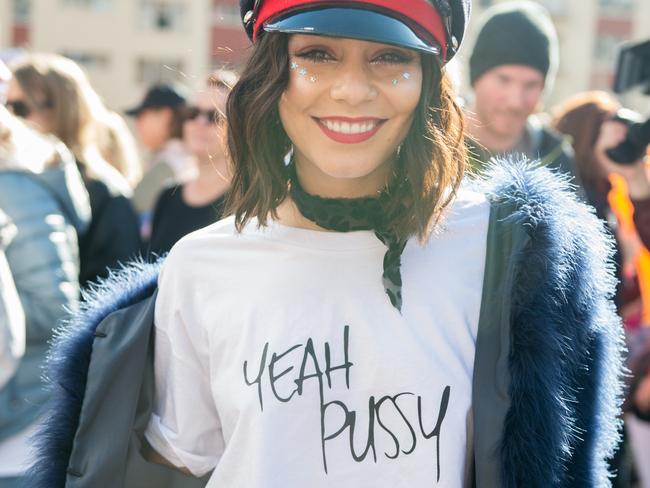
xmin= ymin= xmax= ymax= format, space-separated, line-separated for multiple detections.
xmin=402 ymin=72 xmax=411 ymax=80
xmin=392 ymin=79 xmax=398 ymax=86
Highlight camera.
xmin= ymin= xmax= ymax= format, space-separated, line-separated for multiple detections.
xmin=607 ymin=39 xmax=650 ymax=165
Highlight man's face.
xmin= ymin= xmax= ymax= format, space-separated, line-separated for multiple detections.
xmin=472 ymin=65 xmax=545 ymax=140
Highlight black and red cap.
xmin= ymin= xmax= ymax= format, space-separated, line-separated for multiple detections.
xmin=239 ymin=0 xmax=471 ymax=63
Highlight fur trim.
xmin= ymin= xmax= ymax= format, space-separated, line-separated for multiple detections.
xmin=476 ymin=159 xmax=625 ymax=487
xmin=24 ymin=260 xmax=162 ymax=488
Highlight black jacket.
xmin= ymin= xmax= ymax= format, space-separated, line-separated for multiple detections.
xmin=79 ymin=170 xmax=141 ymax=287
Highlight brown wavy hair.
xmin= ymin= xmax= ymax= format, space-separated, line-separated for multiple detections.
xmin=226 ymin=32 xmax=466 ymax=242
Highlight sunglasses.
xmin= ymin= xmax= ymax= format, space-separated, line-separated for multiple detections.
xmin=5 ymin=99 xmax=51 ymax=118
xmin=185 ymin=106 xmax=222 ymax=124
xmin=5 ymin=99 xmax=33 ymax=118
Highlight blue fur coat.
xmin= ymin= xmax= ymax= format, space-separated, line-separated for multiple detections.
xmin=25 ymin=162 xmax=625 ymax=487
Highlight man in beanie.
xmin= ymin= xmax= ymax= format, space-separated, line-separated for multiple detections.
xmin=465 ymin=1 xmax=575 ymax=176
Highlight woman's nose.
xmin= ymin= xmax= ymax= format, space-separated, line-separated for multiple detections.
xmin=329 ymin=63 xmax=378 ymax=106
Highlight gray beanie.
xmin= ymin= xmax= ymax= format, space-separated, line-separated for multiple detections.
xmin=469 ymin=1 xmax=559 ymax=87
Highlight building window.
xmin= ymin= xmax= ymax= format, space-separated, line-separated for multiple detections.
xmin=61 ymin=0 xmax=112 ymax=10
xmin=598 ymin=0 xmax=633 ymax=8
xmin=539 ymin=0 xmax=567 ymax=16
xmin=12 ymin=0 xmax=30 ymax=23
xmin=137 ymin=58 xmax=184 ymax=85
xmin=598 ymin=0 xmax=633 ymax=15
xmin=139 ymin=1 xmax=187 ymax=32
xmin=61 ymin=51 xmax=111 ymax=71
xmin=213 ymin=3 xmax=240 ymax=27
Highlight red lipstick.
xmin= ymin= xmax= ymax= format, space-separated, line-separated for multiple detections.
xmin=314 ymin=116 xmax=386 ymax=144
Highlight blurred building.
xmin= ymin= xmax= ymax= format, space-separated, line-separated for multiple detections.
xmin=1 ymin=0 xmax=650 ymax=113
xmin=462 ymin=0 xmax=650 ymax=111
xmin=0 ymin=0 xmax=249 ymax=111
xmin=212 ymin=0 xmax=250 ymax=66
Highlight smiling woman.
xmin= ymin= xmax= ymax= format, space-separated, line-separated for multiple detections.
xmin=24 ymin=1 xmax=626 ymax=488
xmin=227 ymin=31 xmax=465 ymax=246
xmin=279 ymin=35 xmax=424 ymax=193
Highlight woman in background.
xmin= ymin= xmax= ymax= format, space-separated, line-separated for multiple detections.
xmin=7 ymin=54 xmax=141 ymax=286
xmin=148 ymin=71 xmax=234 ymax=255
xmin=552 ymin=92 xmax=650 ymax=328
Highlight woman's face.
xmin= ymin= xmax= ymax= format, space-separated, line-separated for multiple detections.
xmin=5 ymin=79 xmax=52 ymax=134
xmin=279 ymin=35 xmax=423 ymax=197
xmin=183 ymin=85 xmax=227 ymax=164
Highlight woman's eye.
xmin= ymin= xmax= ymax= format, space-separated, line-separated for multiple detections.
xmin=294 ymin=49 xmax=334 ymax=63
xmin=372 ymin=52 xmax=413 ymax=65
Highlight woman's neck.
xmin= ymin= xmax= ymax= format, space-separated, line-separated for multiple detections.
xmin=274 ymin=197 xmax=328 ymax=231
xmin=273 ymin=156 xmax=395 ymax=231
xmin=293 ymin=154 xmax=394 ymax=199
xmin=182 ymin=156 xmax=230 ymax=207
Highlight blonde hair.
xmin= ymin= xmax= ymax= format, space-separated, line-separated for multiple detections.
xmin=11 ymin=54 xmax=136 ymax=191
xmin=97 ymin=111 xmax=143 ymax=187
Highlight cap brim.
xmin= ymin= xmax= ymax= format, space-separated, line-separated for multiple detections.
xmin=125 ymin=106 xmax=143 ymax=116
xmin=264 ymin=7 xmax=440 ymax=56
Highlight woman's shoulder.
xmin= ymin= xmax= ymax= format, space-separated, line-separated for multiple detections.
xmin=436 ymin=185 xmax=491 ymax=236
xmin=162 ymin=215 xmax=239 ymax=260
xmin=448 ymin=185 xmax=490 ymax=213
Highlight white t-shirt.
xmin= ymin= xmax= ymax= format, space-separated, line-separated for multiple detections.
xmin=145 ymin=188 xmax=490 ymax=487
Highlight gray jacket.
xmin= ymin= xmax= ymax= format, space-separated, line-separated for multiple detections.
xmin=0 ymin=149 xmax=90 ymax=440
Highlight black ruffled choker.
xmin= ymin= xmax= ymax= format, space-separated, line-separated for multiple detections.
xmin=287 ymin=163 xmax=408 ymax=311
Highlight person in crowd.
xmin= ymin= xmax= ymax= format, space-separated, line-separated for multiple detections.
xmin=127 ymin=83 xmax=195 ymax=240
xmin=7 ymin=54 xmax=141 ymax=287
xmin=553 ymin=92 xmax=650 ymax=326
xmin=26 ymin=1 xmax=625 ymax=486
xmin=0 ymin=106 xmax=90 ymax=487
xmin=465 ymin=1 xmax=575 ymax=177
xmin=148 ymin=71 xmax=235 ymax=255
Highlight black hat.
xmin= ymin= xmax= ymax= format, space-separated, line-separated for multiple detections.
xmin=125 ymin=83 xmax=188 ymax=117
xmin=469 ymin=1 xmax=558 ymax=86
xmin=239 ymin=0 xmax=472 ymax=63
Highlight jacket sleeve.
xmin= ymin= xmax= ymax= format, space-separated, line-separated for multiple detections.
xmin=0 ymin=174 xmax=81 ymax=342
xmin=0 ymin=210 xmax=25 ymax=389
xmin=480 ymin=161 xmax=625 ymax=488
